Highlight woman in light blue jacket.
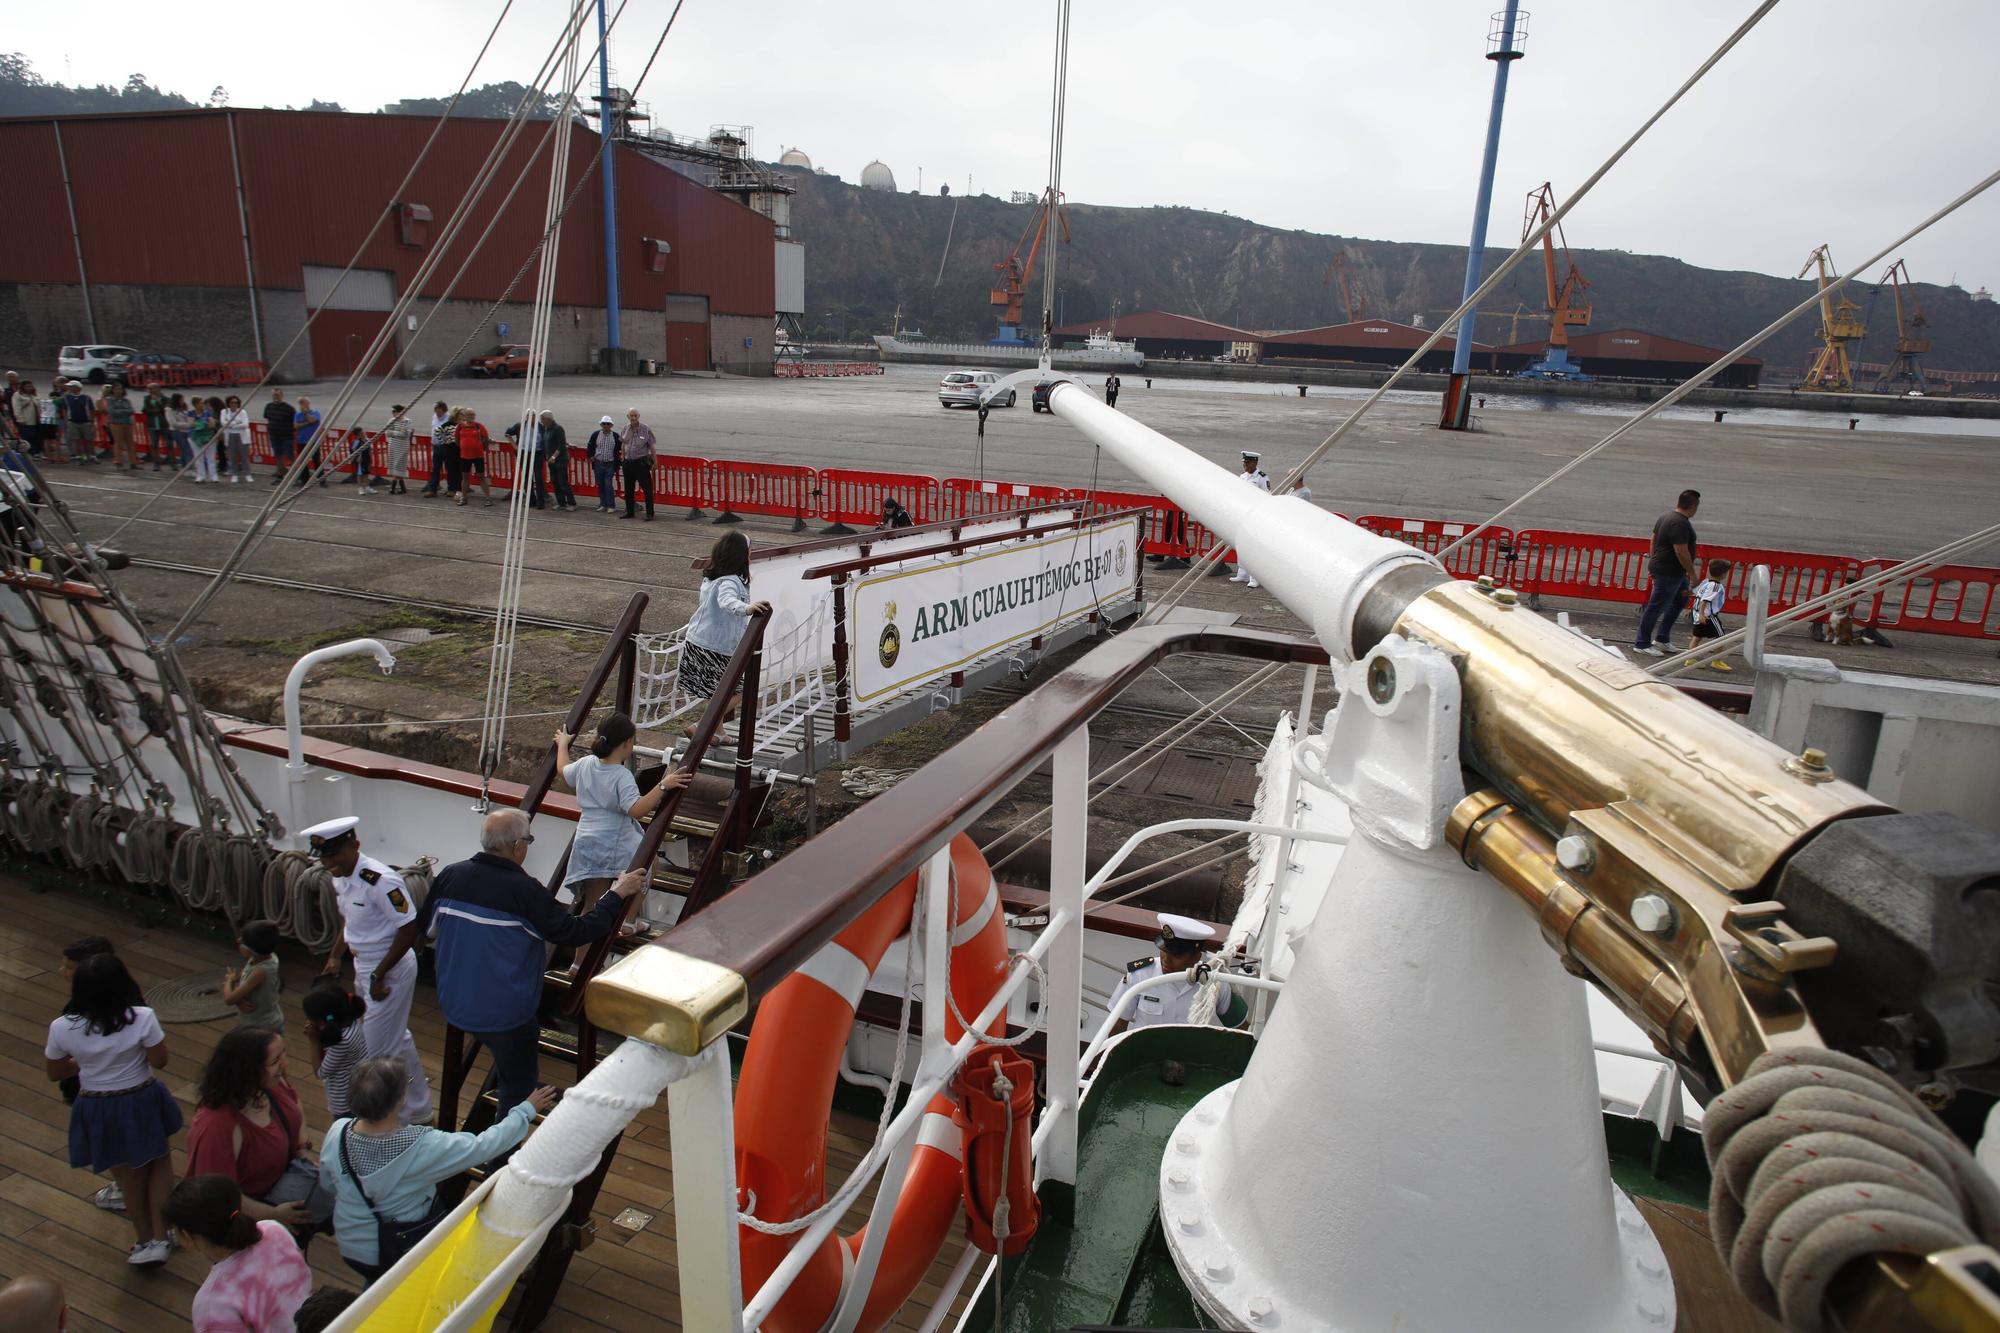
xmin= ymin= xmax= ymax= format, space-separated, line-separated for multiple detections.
xmin=319 ymin=1057 xmax=555 ymax=1280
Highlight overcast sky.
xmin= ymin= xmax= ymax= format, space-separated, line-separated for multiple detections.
xmin=13 ymin=0 xmax=1998 ymax=289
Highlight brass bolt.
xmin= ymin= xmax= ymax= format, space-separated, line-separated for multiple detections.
xmin=1492 ymin=588 xmax=1519 ymax=607
xmin=1799 ymin=746 xmax=1829 ymax=771
xmin=1476 ymin=575 xmax=1496 ymax=591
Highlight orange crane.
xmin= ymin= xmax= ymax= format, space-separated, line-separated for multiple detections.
xmin=1873 ymin=258 xmax=1931 ymax=394
xmin=1516 ymin=182 xmax=1593 ymax=379
xmin=1324 ymin=253 xmax=1366 ymax=323
xmin=990 ymin=188 xmax=1069 ymax=344
xmin=1797 ymin=243 xmax=1866 ymax=391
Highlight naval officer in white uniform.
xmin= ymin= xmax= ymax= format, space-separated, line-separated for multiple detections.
xmin=1229 ymin=451 xmax=1270 ymax=588
xmin=307 ymin=816 xmax=433 ymax=1124
xmin=1107 ymin=912 xmax=1232 ymax=1033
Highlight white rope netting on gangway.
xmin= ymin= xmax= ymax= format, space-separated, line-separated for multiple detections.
xmin=632 ymin=594 xmax=832 ymax=758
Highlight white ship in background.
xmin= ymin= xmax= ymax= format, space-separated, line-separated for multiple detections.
xmin=873 ymin=328 xmax=1144 ymax=370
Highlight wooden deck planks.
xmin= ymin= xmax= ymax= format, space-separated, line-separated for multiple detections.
xmin=0 ymin=872 xmax=975 ymax=1331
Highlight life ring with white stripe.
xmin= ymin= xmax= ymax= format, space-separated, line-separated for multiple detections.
xmin=734 ymin=832 xmax=1009 ymax=1332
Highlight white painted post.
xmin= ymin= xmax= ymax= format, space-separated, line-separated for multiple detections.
xmin=1252 ymin=730 xmax=1303 ymax=1034
xmin=831 ymin=844 xmax=954 ymax=1331
xmin=667 ymin=1043 xmax=745 ymax=1333
xmin=1038 ymin=726 xmax=1089 ymax=1191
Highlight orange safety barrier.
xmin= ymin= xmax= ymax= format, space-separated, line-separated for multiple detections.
xmin=941 ymin=477 xmax=1073 ymax=519
xmin=817 ymin=468 xmax=942 ymax=532
xmin=122 ymin=360 xmax=269 ymax=389
xmin=1355 ymin=515 xmax=1518 ymax=584
xmin=1073 ymin=487 xmax=1220 ymax=561
xmin=653 ymin=454 xmax=710 ymax=514
xmin=1848 ymin=559 xmax=2000 ymax=640
xmin=710 ymin=459 xmax=814 ymax=531
xmin=772 ymin=361 xmax=884 ymax=378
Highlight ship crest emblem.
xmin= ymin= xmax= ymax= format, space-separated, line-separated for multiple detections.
xmin=878 ymin=601 xmax=901 ymax=669
xmin=1115 ymin=541 xmax=1128 ymax=577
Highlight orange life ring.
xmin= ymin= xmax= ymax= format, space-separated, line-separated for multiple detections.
xmin=734 ymin=833 xmax=1010 ymax=1333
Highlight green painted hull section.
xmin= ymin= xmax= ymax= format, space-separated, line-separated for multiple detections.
xmin=970 ymin=1028 xmax=1716 ymax=1331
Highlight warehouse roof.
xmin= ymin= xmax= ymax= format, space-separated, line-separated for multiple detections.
xmin=1053 ymin=311 xmax=1262 ymax=342
xmin=1263 ymin=319 xmax=1491 ymax=353
xmin=1494 ymin=327 xmax=1762 ymax=365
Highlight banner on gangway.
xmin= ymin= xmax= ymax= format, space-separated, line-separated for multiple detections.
xmin=847 ymin=517 xmax=1140 ymax=705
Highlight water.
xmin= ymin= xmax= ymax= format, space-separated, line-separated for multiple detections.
xmin=1125 ymin=372 xmax=2000 ymax=438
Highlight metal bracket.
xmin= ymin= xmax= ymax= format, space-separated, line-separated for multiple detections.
xmin=1302 ymin=634 xmax=1463 ymax=852
xmin=1722 ymin=901 xmax=1838 ymax=975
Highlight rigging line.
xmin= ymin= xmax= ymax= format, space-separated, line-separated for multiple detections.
xmin=1039 ymin=0 xmax=1072 ymax=352
xmin=1439 ymin=164 xmax=2000 ymax=562
xmin=482 ymin=13 xmax=587 ymax=793
xmin=184 ymin=0 xmax=687 ymax=623
xmin=160 ymin=0 xmax=615 ymax=639
xmin=1649 ymin=520 xmax=2000 ymax=680
xmin=98 ymin=0 xmax=532 ymax=547
xmin=1091 ymin=842 xmax=1246 ymax=915
xmin=1140 ymin=0 xmax=1782 ymax=622
xmin=1148 ymin=666 xmax=1262 ymax=747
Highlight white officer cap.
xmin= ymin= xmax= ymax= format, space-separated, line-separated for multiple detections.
xmin=300 ymin=815 xmax=360 ymax=857
xmin=1156 ymin=912 xmax=1214 ymax=951
xmin=1240 ymin=450 xmax=1260 ymax=462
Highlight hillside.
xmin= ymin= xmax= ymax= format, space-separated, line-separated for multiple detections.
xmin=788 ymin=169 xmax=2000 ymax=375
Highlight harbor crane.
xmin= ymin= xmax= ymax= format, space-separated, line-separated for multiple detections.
xmin=1515 ymin=181 xmax=1593 ymax=380
xmin=990 ymin=187 xmax=1069 ymax=345
xmin=1324 ymin=253 xmax=1367 ymax=322
xmin=1797 ymin=243 xmax=1867 ymax=391
xmin=1872 ymin=258 xmax=1931 ymax=393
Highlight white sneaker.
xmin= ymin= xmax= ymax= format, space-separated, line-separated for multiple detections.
xmin=127 ymin=1238 xmax=170 ymax=1267
xmin=1633 ymin=645 xmax=1664 ymax=658
xmin=1246 ymin=577 xmax=1261 ymax=589
xmin=91 ymin=1183 xmax=125 ymax=1211
xmin=1228 ymin=570 xmax=1249 ymax=583
xmin=359 ymin=486 xmax=377 ymax=495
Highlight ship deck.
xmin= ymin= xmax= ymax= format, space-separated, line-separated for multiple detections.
xmin=0 ymin=870 xmax=973 ymax=1331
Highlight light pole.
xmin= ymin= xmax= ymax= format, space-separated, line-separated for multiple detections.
xmin=1439 ymin=4 xmax=1527 ymax=431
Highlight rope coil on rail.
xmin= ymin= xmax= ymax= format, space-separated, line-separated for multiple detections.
xmin=111 ymin=813 xmax=176 ymax=887
xmin=1703 ymin=1047 xmax=2000 ymax=1331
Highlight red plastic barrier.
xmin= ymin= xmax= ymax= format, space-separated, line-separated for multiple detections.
xmin=773 ymin=361 xmax=884 ymax=378
xmin=818 ymin=468 xmax=942 ymax=528
xmin=1355 ymin=515 xmax=1518 ymax=584
xmin=1069 ymin=487 xmax=1220 ymax=561
xmin=123 ymin=360 xmax=269 ymax=389
xmin=942 ymin=477 xmax=1073 ymax=519
xmin=1849 ymin=559 xmax=2000 ymax=640
xmin=1510 ymin=528 xmax=1653 ymax=606
xmin=710 ymin=459 xmax=814 ymax=528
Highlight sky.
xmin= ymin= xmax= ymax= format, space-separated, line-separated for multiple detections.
xmin=11 ymin=0 xmax=1999 ymax=290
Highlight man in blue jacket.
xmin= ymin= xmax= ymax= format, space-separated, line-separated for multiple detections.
xmin=419 ymin=808 xmax=645 ymax=1113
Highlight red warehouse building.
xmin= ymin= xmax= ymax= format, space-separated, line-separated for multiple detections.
xmin=0 ymin=108 xmax=778 ymax=380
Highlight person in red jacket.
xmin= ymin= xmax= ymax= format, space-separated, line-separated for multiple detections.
xmin=449 ymin=407 xmax=493 ymax=507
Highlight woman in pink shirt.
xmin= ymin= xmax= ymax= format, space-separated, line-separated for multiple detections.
xmin=164 ymin=1174 xmax=312 ymax=1332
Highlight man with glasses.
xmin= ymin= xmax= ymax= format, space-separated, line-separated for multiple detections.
xmin=418 ymin=809 xmax=646 ymax=1113
xmin=305 ymin=815 xmax=433 ymax=1124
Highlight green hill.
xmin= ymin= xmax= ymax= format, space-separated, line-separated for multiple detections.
xmin=788 ymin=169 xmax=2000 ymax=377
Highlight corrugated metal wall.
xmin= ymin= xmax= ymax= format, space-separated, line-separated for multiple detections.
xmin=1 ymin=110 xmax=774 ymax=320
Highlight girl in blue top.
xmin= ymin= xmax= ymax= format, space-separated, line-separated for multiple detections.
xmin=677 ymin=531 xmax=770 ymax=736
xmin=552 ymin=712 xmax=690 ymax=916
xmin=321 ymin=1057 xmax=554 ymax=1280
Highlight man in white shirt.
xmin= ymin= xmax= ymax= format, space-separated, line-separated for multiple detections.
xmin=1230 ymin=451 xmax=1270 ymax=588
xmin=308 ymin=816 xmax=433 ymax=1123
xmin=1106 ymin=913 xmax=1233 ymax=1033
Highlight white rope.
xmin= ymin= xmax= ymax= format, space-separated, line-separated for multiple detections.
xmin=478 ymin=7 xmax=586 ymax=801
xmin=1439 ymin=165 xmax=2000 ymax=562
xmin=1143 ymin=0 xmax=1782 ymax=622
xmin=942 ymin=860 xmax=1043 ymax=1050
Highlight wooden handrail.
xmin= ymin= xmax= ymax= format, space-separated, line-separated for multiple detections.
xmin=516 ymin=591 xmax=649 ymax=823
xmin=561 ymin=606 xmax=773 ymax=1017
xmin=642 ymin=623 xmax=1328 ymax=1004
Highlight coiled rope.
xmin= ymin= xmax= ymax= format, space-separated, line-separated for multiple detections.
xmin=169 ymin=828 xmax=229 ymax=913
xmin=7 ymin=782 xmax=67 ymax=855
xmin=1704 ymin=1047 xmax=2000 ymax=1331
xmin=111 ymin=813 xmax=176 ymax=887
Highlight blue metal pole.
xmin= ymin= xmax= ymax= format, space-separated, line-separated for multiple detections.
xmin=598 ymin=0 xmax=621 ymax=351
xmin=1450 ymin=0 xmax=1523 ymax=379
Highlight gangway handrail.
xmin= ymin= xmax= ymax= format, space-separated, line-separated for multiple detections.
xmin=587 ymin=624 xmax=1328 ymax=1031
xmin=799 ymin=505 xmax=1151 ymax=580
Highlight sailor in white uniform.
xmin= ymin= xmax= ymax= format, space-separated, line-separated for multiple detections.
xmin=1107 ymin=912 xmax=1231 ymax=1033
xmin=306 ymin=816 xmax=433 ymax=1123
xmin=1229 ymin=451 xmax=1270 ymax=588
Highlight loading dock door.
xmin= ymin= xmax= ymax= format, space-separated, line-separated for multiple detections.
xmin=665 ymin=293 xmax=711 ymax=371
xmin=304 ymin=265 xmax=399 ymax=377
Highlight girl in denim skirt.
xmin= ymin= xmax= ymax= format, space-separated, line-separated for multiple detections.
xmin=44 ymin=953 xmax=181 ymax=1266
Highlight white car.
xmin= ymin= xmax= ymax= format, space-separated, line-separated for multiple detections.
xmin=937 ymin=371 xmax=1016 ymax=409
xmin=57 ymin=344 xmax=138 ymax=385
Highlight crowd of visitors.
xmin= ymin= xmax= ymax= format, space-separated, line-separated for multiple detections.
xmin=0 ymin=375 xmax=676 ymax=518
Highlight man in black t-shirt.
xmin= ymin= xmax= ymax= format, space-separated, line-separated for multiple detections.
xmin=1633 ymin=488 xmax=1700 ymax=655
xmin=262 ymin=389 xmax=297 ymax=477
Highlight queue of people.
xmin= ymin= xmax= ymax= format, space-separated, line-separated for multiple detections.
xmin=0 ymin=375 xmax=670 ymax=515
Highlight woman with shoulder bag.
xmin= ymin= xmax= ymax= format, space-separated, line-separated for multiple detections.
xmin=321 ymin=1057 xmax=554 ymax=1281
xmin=185 ymin=1026 xmax=330 ymax=1246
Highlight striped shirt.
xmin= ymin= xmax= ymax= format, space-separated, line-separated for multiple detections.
xmin=316 ymin=1029 xmax=370 ymax=1120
